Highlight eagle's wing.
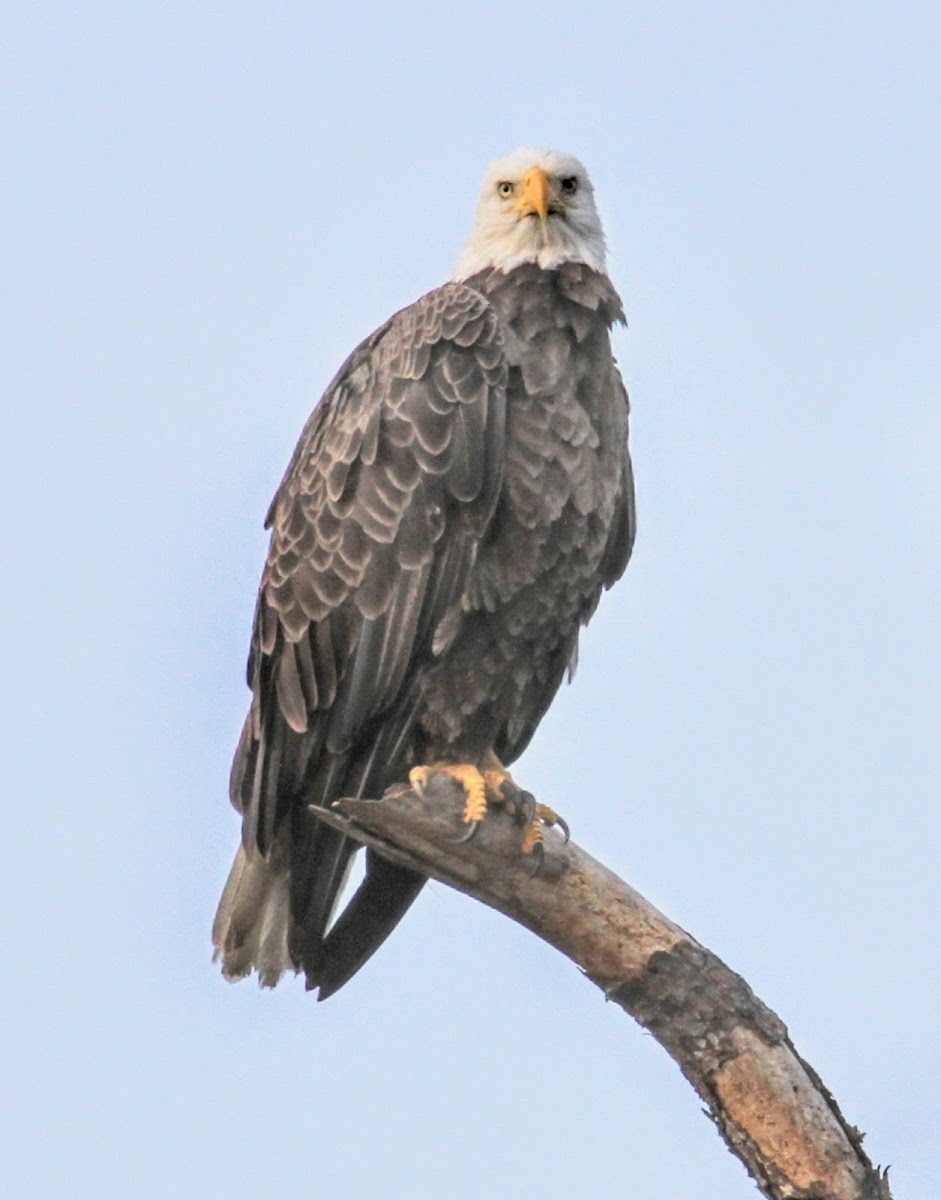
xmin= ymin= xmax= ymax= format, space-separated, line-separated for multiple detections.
xmin=600 ymin=372 xmax=637 ymax=588
xmin=227 ymin=282 xmax=506 ymax=992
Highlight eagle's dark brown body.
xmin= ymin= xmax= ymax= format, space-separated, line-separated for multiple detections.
xmin=213 ymin=262 xmax=634 ymax=998
xmin=417 ymin=265 xmax=633 ymax=763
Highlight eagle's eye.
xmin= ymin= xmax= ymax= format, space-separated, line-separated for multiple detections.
xmin=560 ymin=176 xmax=579 ymax=195
xmin=497 ymin=181 xmax=514 ymax=198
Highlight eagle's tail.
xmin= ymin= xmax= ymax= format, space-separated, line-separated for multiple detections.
xmin=210 ymin=836 xmax=425 ymax=997
xmin=311 ymin=850 xmax=426 ymax=1000
xmin=215 ymin=674 xmax=430 ymax=997
xmin=211 ymin=841 xmax=293 ymax=988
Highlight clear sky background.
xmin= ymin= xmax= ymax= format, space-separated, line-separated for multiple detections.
xmin=3 ymin=4 xmax=939 ymax=1197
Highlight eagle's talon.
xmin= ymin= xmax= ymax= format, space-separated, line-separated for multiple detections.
xmin=408 ymin=766 xmax=430 ymax=798
xmin=528 ymin=841 xmax=545 ymax=877
xmin=518 ymin=789 xmax=539 ymax=827
xmin=455 ymin=820 xmax=480 ymax=844
xmin=535 ymin=802 xmax=569 ymax=843
xmin=499 ymin=780 xmax=537 ymax=827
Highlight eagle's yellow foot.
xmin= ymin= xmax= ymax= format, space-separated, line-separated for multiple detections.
xmin=521 ymin=803 xmax=571 ymax=875
xmin=483 ymin=765 xmax=512 ymax=801
xmin=409 ymin=763 xmax=497 ymax=841
xmin=477 ymin=756 xmax=536 ymax=824
xmin=408 ymin=764 xmax=569 ymax=869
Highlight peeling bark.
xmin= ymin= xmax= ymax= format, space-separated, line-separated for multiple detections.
xmin=313 ymin=776 xmax=892 ymax=1200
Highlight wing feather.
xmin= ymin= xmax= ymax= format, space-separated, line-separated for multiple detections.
xmin=233 ymin=282 xmax=507 ymax=870
xmin=600 ymin=375 xmax=637 ymax=588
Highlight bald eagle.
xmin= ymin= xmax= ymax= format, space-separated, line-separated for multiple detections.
xmin=213 ymin=148 xmax=635 ymax=999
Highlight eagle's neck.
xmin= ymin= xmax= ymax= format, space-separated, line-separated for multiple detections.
xmin=451 ymin=222 xmax=606 ymax=282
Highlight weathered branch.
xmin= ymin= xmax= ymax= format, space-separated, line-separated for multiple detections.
xmin=314 ymin=776 xmax=891 ymax=1200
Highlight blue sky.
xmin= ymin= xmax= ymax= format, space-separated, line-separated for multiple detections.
xmin=3 ymin=3 xmax=938 ymax=1196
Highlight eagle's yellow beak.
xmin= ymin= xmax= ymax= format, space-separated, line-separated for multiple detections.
xmin=513 ymin=167 xmax=551 ymax=221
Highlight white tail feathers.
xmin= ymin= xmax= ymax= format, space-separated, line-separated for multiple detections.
xmin=212 ymin=842 xmax=295 ymax=987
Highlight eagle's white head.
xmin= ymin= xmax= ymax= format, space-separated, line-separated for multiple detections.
xmin=452 ymin=147 xmax=607 ymax=281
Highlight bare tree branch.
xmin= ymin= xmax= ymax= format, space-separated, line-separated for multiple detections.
xmin=313 ymin=774 xmax=892 ymax=1200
